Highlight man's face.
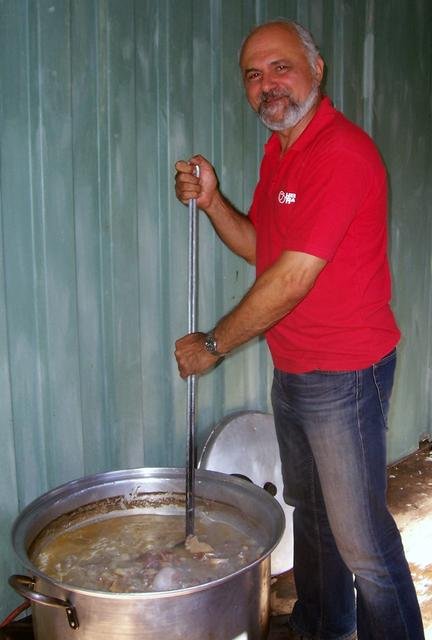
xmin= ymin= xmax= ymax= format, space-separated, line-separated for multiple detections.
xmin=240 ymin=25 xmax=324 ymax=131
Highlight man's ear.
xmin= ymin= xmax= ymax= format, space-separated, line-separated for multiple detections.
xmin=314 ymin=55 xmax=325 ymax=84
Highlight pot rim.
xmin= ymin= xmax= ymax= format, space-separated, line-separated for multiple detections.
xmin=11 ymin=467 xmax=285 ymax=598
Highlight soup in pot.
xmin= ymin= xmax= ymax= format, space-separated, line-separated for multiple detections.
xmin=30 ymin=504 xmax=263 ymax=593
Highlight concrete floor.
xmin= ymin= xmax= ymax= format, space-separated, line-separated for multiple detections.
xmin=269 ymin=441 xmax=432 ymax=639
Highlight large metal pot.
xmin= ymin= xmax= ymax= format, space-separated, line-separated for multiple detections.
xmin=10 ymin=467 xmax=284 ymax=640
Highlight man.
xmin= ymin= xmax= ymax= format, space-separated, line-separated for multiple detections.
xmin=174 ymin=20 xmax=424 ymax=640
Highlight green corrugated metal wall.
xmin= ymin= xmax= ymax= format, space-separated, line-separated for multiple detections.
xmin=0 ymin=0 xmax=431 ymax=616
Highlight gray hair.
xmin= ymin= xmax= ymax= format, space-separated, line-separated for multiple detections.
xmin=239 ymin=19 xmax=320 ymax=72
xmin=289 ymin=21 xmax=320 ymax=69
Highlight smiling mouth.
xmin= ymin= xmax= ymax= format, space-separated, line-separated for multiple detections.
xmin=263 ymin=96 xmax=285 ymax=105
xmin=260 ymin=92 xmax=295 ymax=109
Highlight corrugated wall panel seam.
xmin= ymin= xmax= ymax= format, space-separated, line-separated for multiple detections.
xmin=164 ymin=0 xmax=177 ymax=464
xmin=331 ymin=0 xmax=344 ymax=111
xmin=107 ymin=0 xmax=118 ymax=457
xmin=25 ymin=1 xmax=36 ymax=409
xmin=34 ymin=0 xmax=52 ymax=496
xmin=106 ymin=1 xmax=116 ymax=456
xmin=95 ymin=0 xmax=111 ymax=469
xmin=212 ymin=0 xmax=226 ymax=425
xmin=35 ymin=1 xmax=48 ymax=462
xmin=0 ymin=139 xmax=19 ymax=493
xmin=25 ymin=0 xmax=46 ymax=501
xmin=362 ymin=0 xmax=374 ymax=135
xmin=128 ymin=0 xmax=145 ymax=460
xmin=69 ymin=0 xmax=86 ymax=464
xmin=155 ymin=0 xmax=170 ymax=465
xmin=0 ymin=148 xmax=21 ymax=622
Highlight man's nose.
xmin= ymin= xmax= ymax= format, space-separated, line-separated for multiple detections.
xmin=260 ymin=71 xmax=278 ymax=93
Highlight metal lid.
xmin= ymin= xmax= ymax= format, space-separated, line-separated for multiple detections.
xmin=198 ymin=411 xmax=293 ymax=575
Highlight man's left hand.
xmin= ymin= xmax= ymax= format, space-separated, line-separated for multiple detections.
xmin=175 ymin=332 xmax=221 ymax=379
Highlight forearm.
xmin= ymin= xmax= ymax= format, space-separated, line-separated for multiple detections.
xmin=175 ymin=156 xmax=256 ymax=264
xmin=213 ymin=252 xmax=326 ymax=354
xmin=174 ymin=251 xmax=326 ymax=378
xmin=204 ymin=191 xmax=256 ymax=265
xmin=213 ymin=270 xmax=298 ymax=354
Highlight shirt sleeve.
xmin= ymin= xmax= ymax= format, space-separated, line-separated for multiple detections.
xmin=281 ymin=142 xmax=384 ymax=261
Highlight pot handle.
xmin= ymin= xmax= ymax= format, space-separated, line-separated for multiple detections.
xmin=9 ymin=575 xmax=79 ymax=630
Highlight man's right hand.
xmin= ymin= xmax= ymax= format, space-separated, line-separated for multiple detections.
xmin=174 ymin=155 xmax=219 ymax=211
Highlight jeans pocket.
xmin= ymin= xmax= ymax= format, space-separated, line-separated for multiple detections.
xmin=372 ymin=350 xmax=397 ymax=427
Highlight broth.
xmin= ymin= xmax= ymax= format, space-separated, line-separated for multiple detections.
xmin=31 ymin=510 xmax=263 ymax=593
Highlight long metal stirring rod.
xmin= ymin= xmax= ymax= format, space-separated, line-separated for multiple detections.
xmin=186 ymin=165 xmax=199 ymax=538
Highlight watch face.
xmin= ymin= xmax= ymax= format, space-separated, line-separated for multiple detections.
xmin=205 ymin=334 xmax=217 ymax=353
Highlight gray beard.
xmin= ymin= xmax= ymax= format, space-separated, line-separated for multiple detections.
xmin=258 ymin=84 xmax=320 ymax=131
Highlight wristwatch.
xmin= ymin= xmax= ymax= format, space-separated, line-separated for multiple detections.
xmin=204 ymin=331 xmax=224 ymax=357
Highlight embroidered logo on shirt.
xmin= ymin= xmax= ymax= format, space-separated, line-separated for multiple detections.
xmin=278 ymin=190 xmax=297 ymax=204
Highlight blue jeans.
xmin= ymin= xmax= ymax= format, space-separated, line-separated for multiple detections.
xmin=271 ymin=350 xmax=424 ymax=640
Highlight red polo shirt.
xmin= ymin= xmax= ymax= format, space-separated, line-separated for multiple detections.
xmin=248 ymin=97 xmax=400 ymax=373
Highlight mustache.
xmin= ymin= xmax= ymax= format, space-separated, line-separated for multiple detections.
xmin=259 ymin=89 xmax=298 ymax=107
